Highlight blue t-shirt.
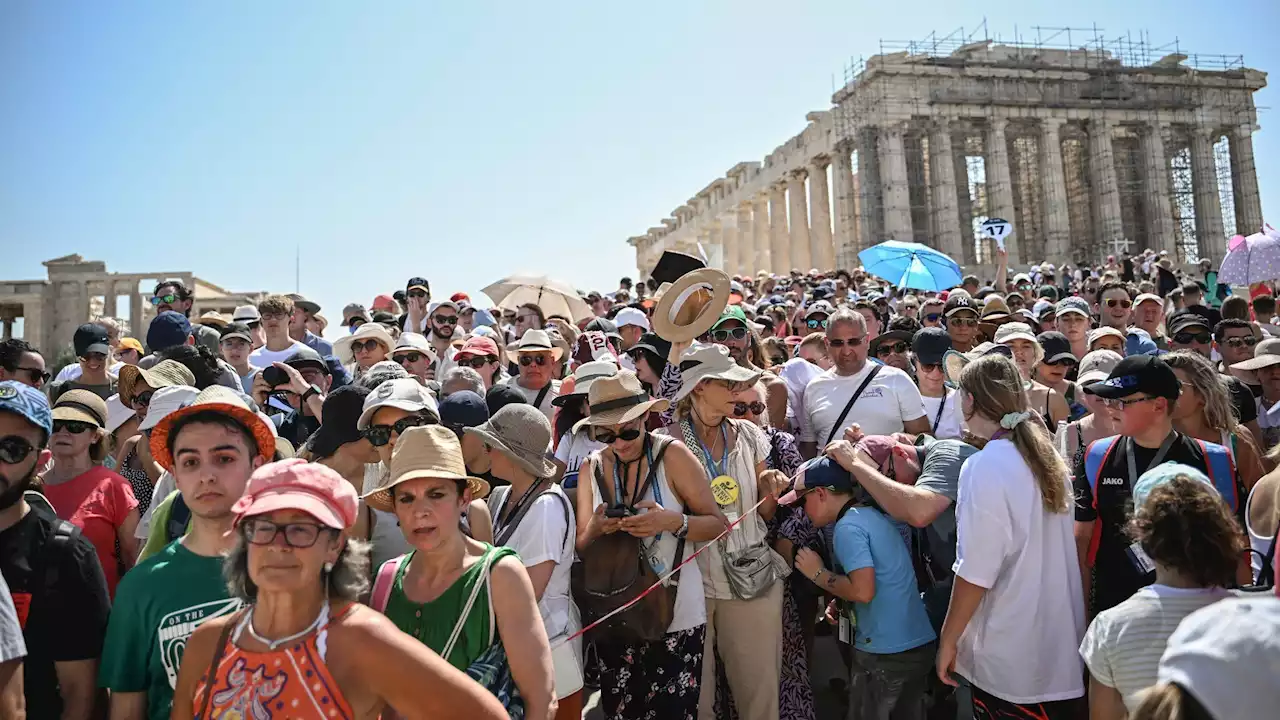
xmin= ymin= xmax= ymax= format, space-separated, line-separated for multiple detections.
xmin=833 ymin=505 xmax=937 ymax=654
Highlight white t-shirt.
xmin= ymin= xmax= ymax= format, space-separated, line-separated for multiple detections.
xmin=488 ymin=485 xmax=578 ymax=642
xmin=499 ymin=376 xmax=561 ymax=424
xmin=801 ymin=363 xmax=925 ymax=444
xmin=952 ymin=439 xmax=1085 ymax=704
xmin=1079 ymin=585 xmax=1231 ymax=711
xmin=249 ymin=340 xmax=308 ymax=369
xmin=555 ymin=431 xmax=604 ymax=489
xmin=921 ymin=390 xmax=964 ymax=440
xmin=363 ymin=462 xmax=413 ymax=571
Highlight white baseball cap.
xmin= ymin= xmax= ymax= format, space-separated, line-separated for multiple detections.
xmin=357 ymin=378 xmax=440 ymax=431
xmin=613 ymin=307 xmax=650 ymax=331
xmin=1157 ymin=597 xmax=1280 ymax=718
xmin=139 ymin=386 xmax=200 ymax=431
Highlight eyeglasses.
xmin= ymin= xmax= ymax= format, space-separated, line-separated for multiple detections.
xmin=516 ymin=314 xmax=539 ymax=325
xmin=8 ymin=366 xmax=49 ymax=386
xmin=395 ymin=352 xmax=426 ymax=364
xmin=362 ymin=415 xmax=436 ymax=446
xmin=827 ymin=336 xmax=864 ymax=348
xmin=876 ymin=342 xmax=908 ymax=357
xmin=1102 ymin=395 xmax=1159 ymax=410
xmin=948 ymin=316 xmax=979 ymax=328
xmin=407 ymin=289 xmax=428 ymax=299
xmin=1225 ymin=336 xmax=1259 ymax=348
xmin=732 ymin=401 xmax=767 ymax=417
xmin=806 ymin=318 xmax=828 ymax=330
xmin=351 ymin=339 xmax=385 ymax=353
xmin=459 ymin=356 xmax=494 ymax=369
xmin=592 ymin=426 xmax=643 ymax=444
xmin=149 ymin=294 xmax=178 ymax=306
xmin=709 ymin=327 xmax=749 ymax=342
xmin=433 ymin=315 xmax=458 ymax=326
xmin=242 ymin=518 xmax=333 ymax=548
xmin=1172 ymin=331 xmax=1212 ymax=345
xmin=0 ymin=436 xmax=37 ymax=465
xmin=519 ymin=355 xmax=550 ymax=367
xmin=1104 ymin=298 xmax=1133 ymax=309
xmin=53 ymin=420 xmax=95 ymax=435
xmin=924 ymin=313 xmax=942 ymax=323
xmin=130 ymin=390 xmax=154 ymax=407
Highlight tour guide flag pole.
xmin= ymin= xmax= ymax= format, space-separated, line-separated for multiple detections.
xmin=857 ymin=240 xmax=963 ymax=292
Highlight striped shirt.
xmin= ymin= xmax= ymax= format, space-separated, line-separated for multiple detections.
xmin=1079 ymin=585 xmax=1232 ymax=711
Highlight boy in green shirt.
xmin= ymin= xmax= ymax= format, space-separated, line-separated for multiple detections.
xmin=100 ymin=387 xmax=273 ymax=720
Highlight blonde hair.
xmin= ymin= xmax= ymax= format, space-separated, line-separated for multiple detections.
xmin=1130 ymin=683 xmax=1212 ymax=720
xmin=959 ymin=354 xmax=1070 ymax=513
xmin=1163 ymin=350 xmax=1240 ymax=434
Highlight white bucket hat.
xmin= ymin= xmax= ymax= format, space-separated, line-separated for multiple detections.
xmin=672 ymin=342 xmax=761 ymax=401
xmin=139 ymin=386 xmax=200 ymax=431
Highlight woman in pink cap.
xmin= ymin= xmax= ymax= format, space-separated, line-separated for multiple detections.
xmin=170 ymin=459 xmax=508 ymax=720
xmin=455 ymin=335 xmax=506 ymax=390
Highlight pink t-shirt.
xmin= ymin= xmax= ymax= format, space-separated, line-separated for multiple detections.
xmin=43 ymin=466 xmax=138 ymax=598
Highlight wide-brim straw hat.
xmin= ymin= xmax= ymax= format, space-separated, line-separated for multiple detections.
xmin=197 ymin=311 xmax=229 ymax=328
xmin=363 ymin=425 xmax=488 ymax=512
xmin=52 ymin=389 xmax=109 ymax=429
xmin=149 ymin=386 xmax=276 ymax=471
xmin=334 ymin=323 xmax=395 ymax=364
xmin=942 ymin=342 xmax=1013 ymax=388
xmin=672 ymin=342 xmax=761 ymax=401
xmin=651 ymin=268 xmax=731 ymax=343
xmin=505 ymin=328 xmax=565 ymax=364
xmin=464 ymin=404 xmax=558 ymax=478
xmin=572 ymin=370 xmax=669 ymax=432
xmin=118 ymin=360 xmax=197 ymax=406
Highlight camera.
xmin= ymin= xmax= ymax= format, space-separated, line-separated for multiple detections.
xmin=263 ymin=366 xmax=288 ymax=388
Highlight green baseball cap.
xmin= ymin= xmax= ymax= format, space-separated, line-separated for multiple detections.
xmin=711 ymin=305 xmax=749 ymax=331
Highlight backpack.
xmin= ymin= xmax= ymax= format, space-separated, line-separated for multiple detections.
xmin=1083 ymin=435 xmax=1236 ymax=565
xmin=23 ymin=491 xmax=83 ymax=592
xmin=167 ymin=493 xmax=192 ymax=543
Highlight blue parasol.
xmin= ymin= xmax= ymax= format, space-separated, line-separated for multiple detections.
xmin=857 ymin=240 xmax=963 ymax=291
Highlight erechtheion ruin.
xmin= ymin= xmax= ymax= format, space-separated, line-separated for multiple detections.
xmin=627 ymin=28 xmax=1268 ymax=280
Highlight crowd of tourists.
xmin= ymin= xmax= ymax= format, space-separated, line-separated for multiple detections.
xmin=0 ymin=253 xmax=1278 ymax=720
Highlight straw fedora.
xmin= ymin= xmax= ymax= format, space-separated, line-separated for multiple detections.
xmin=551 ymin=359 xmax=619 ymax=407
xmin=672 ymin=342 xmax=761 ymax=401
xmin=197 ymin=311 xmax=230 ymax=329
xmin=464 ymin=404 xmax=558 ymax=478
xmin=942 ymin=342 xmax=1013 ymax=388
xmin=334 ymin=323 xmax=395 ymax=364
xmin=149 ymin=385 xmax=276 ymax=471
xmin=118 ymin=360 xmax=197 ymax=406
xmin=651 ymin=268 xmax=731 ymax=343
xmin=363 ymin=425 xmax=489 ymax=512
xmin=505 ymin=329 xmax=564 ymax=365
xmin=573 ymin=370 xmax=669 ymax=432
xmin=52 ymin=390 xmax=108 ymax=429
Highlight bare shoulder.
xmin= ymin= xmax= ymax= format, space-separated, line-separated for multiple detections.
xmin=490 ymin=554 xmax=531 ymax=589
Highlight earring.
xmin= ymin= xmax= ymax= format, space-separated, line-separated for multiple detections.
xmin=323 ymin=562 xmax=334 ymax=574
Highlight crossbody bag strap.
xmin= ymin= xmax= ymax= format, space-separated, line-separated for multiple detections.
xmin=825 ymin=365 xmax=883 ymax=446
xmin=442 ymin=549 xmax=499 ymax=661
xmin=494 ymin=483 xmax=554 ymax=547
xmin=534 ymin=383 xmax=553 ymax=411
xmin=198 ymin=609 xmax=242 ymax=719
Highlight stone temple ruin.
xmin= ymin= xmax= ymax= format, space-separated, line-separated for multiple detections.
xmin=627 ymin=26 xmax=1268 ymax=280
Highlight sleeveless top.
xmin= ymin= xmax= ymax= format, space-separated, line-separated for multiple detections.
xmin=194 ymin=603 xmax=355 ymax=720
xmin=382 ymin=544 xmax=517 ymax=671
xmin=587 ymin=441 xmax=706 ymax=634
xmin=1245 ymin=482 xmax=1276 ymax=579
xmin=118 ymin=445 xmax=154 ymax=515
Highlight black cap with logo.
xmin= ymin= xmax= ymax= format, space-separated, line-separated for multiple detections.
xmin=943 ymin=294 xmax=979 ymax=318
xmin=1082 ymin=354 xmax=1180 ymax=401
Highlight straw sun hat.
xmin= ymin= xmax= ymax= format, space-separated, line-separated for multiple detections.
xmin=363 ymin=425 xmax=489 ymax=512
xmin=672 ymin=343 xmax=761 ymax=401
xmin=118 ymin=360 xmax=197 ymax=406
xmin=149 ymin=385 xmax=276 ymax=471
xmin=573 ymin=370 xmax=669 ymax=432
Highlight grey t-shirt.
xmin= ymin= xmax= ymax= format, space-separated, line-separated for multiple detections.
xmin=914 ymin=436 xmax=978 ymax=576
xmin=0 ymin=569 xmax=27 ymax=663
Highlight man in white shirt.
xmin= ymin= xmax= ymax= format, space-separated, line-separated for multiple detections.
xmin=499 ymin=329 xmax=561 ymax=422
xmin=425 ymin=301 xmax=460 ymax=379
xmin=800 ymin=309 xmax=928 ymax=458
xmin=247 ymin=295 xmax=308 ymax=369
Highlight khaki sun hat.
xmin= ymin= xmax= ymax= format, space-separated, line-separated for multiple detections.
xmin=364 ymin=425 xmax=489 ymax=512
xmin=573 ymin=370 xmax=669 ymax=432
xmin=197 ymin=311 xmax=229 ymax=329
xmin=334 ymin=323 xmax=395 ymax=364
xmin=505 ymin=329 xmax=565 ymax=365
xmin=993 ymin=322 xmax=1038 ymax=345
xmin=464 ymin=404 xmax=558 ymax=478
xmin=651 ymin=268 xmax=732 ymax=343
xmin=1077 ymin=349 xmax=1124 ymax=385
xmin=1230 ymin=337 xmax=1280 ymax=371
xmin=942 ymin=342 xmax=1013 ymax=387
xmin=149 ymin=386 xmax=276 ymax=471
xmin=52 ymin=390 xmax=108 ymax=429
xmin=118 ymin=360 xmax=198 ymax=406
xmin=672 ymin=342 xmax=761 ymax=401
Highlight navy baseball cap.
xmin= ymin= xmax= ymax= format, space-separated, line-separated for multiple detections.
xmin=0 ymin=380 xmax=52 ymax=441
xmin=779 ymin=456 xmax=855 ymax=505
xmin=146 ymin=311 xmax=192 ymax=352
xmin=73 ymin=323 xmax=111 ymax=357
xmin=912 ymin=327 xmax=952 ymax=365
xmin=1083 ymin=354 xmax=1180 ymax=401
xmin=439 ymin=391 xmax=490 ymax=433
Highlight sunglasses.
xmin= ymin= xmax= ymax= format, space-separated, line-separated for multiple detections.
xmin=591 ymin=426 xmax=643 ymax=444
xmin=362 ymin=415 xmax=435 ymax=446
xmin=351 ymin=339 xmax=385 ymax=353
xmin=948 ymin=316 xmax=979 ymax=327
xmin=519 ymin=355 xmax=550 ymax=367
xmin=709 ymin=327 xmax=749 ymax=342
xmin=433 ymin=315 xmax=458 ymax=326
xmin=876 ymin=342 xmax=908 ymax=357
xmin=0 ymin=436 xmax=36 ymax=465
xmin=242 ymin=518 xmax=332 ymax=548
xmin=1102 ymin=395 xmax=1159 ymax=410
xmin=1104 ymin=298 xmax=1132 ymax=309
xmin=1173 ymin=331 xmax=1212 ymax=345
xmin=806 ymin=318 xmax=828 ymax=330
xmin=149 ymin=294 xmax=178 ymax=306
xmin=827 ymin=337 xmax=864 ymax=348
xmin=1045 ymin=358 xmax=1078 ymax=367
xmin=1225 ymin=336 xmax=1259 ymax=348
xmin=459 ymin=356 xmax=495 ymax=369
xmin=1016 ymin=283 xmax=1032 ymax=291
xmin=924 ymin=313 xmax=942 ymax=323
xmin=395 ymin=352 xmax=426 ymax=364
xmin=407 ymin=289 xmax=428 ymax=299
xmin=9 ymin=366 xmax=49 ymax=386
xmin=53 ymin=420 xmax=96 ymax=435
xmin=131 ymin=390 xmax=155 ymax=407
xmin=918 ymin=362 xmax=942 ymax=374
xmin=732 ymin=401 xmax=767 ymax=417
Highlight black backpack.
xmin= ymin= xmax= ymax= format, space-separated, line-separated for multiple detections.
xmin=23 ymin=491 xmax=84 ymax=590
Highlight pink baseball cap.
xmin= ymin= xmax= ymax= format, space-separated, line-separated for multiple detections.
xmin=371 ymin=294 xmax=397 ymax=312
xmin=456 ymin=336 xmax=499 ymax=360
xmin=232 ymin=459 xmax=359 ymax=530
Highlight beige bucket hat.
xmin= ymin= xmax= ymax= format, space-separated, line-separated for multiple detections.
xmin=672 ymin=342 xmax=761 ymax=401
xmin=464 ymin=404 xmax=558 ymax=478
xmin=363 ymin=425 xmax=489 ymax=512
xmin=505 ymin=329 xmax=565 ymax=365
xmin=573 ymin=370 xmax=669 ymax=432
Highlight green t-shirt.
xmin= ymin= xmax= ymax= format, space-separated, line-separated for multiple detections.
xmin=137 ymin=491 xmax=190 ymax=563
xmin=99 ymin=538 xmax=243 ymax=720
xmin=383 ymin=544 xmax=516 ymax=671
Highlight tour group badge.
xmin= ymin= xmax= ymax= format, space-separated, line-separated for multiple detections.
xmin=710 ymin=474 xmax=739 ymax=507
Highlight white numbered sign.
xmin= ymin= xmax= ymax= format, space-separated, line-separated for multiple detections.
xmin=981 ymin=218 xmax=1013 ymax=251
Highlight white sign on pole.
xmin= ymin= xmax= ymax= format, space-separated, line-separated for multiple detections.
xmin=981 ymin=218 xmax=1013 ymax=251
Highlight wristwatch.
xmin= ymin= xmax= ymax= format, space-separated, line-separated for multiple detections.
xmin=674 ymin=513 xmax=689 ymax=539
xmin=301 ymin=384 xmax=323 ymax=403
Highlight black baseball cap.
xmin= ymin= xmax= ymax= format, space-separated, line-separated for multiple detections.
xmin=406 ymin=277 xmax=430 ymax=294
xmin=1037 ymin=331 xmax=1076 ymax=365
xmin=943 ymin=294 xmax=979 ymax=318
xmin=631 ymin=332 xmax=672 ymax=360
xmin=1083 ymin=354 xmax=1180 ymax=401
xmin=305 ymin=385 xmax=370 ymax=458
xmin=1168 ymin=310 xmax=1211 ymax=336
xmin=912 ymin=328 xmax=952 ymax=365
xmin=220 ymin=322 xmax=253 ymax=344
xmin=73 ymin=324 xmax=111 ymax=357
xmin=284 ymin=346 xmax=330 ymax=375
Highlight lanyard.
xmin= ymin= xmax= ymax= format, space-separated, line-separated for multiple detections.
xmin=1125 ymin=433 xmax=1177 ymax=491
xmin=932 ymin=393 xmax=948 ymax=433
xmin=494 ymin=478 xmax=545 ymax=538
xmin=694 ymin=421 xmax=730 ymax=478
xmin=612 ymin=435 xmax=658 ymax=507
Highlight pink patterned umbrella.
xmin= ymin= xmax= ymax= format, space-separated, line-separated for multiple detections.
xmin=1218 ymin=226 xmax=1280 ymax=285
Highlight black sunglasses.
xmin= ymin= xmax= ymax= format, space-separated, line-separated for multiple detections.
xmin=8 ymin=366 xmax=49 ymax=385
xmin=876 ymin=342 xmax=908 ymax=356
xmin=0 ymin=436 xmax=36 ymax=465
xmin=53 ymin=420 xmax=95 ymax=435
xmin=519 ymin=355 xmax=549 ymax=367
xmin=1173 ymin=331 xmax=1212 ymax=345
xmin=1225 ymin=336 xmax=1259 ymax=348
xmin=242 ymin=518 xmax=333 ymax=548
xmin=395 ymin=352 xmax=427 ymax=364
xmin=433 ymin=315 xmax=458 ymax=326
xmin=827 ymin=337 xmax=864 ymax=347
xmin=362 ymin=415 xmax=436 ymax=446
xmin=407 ymin=289 xmax=428 ymax=299
xmin=593 ymin=426 xmax=643 ymax=444
xmin=351 ymin=339 xmax=385 ymax=353
xmin=459 ymin=356 xmax=494 ymax=369
xmin=131 ymin=390 xmax=155 ymax=407
xmin=732 ymin=401 xmax=767 ymax=417
xmin=709 ymin=327 xmax=749 ymax=342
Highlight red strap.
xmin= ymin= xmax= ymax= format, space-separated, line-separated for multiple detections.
xmin=371 ymin=554 xmax=407 ymax=613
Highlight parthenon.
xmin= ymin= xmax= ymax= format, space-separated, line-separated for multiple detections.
xmin=627 ymin=28 xmax=1268 ymax=280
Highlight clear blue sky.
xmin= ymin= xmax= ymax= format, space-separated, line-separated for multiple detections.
xmin=2 ymin=2 xmax=1276 ymax=339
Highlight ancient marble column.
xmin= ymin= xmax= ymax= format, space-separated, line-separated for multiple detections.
xmin=701 ymin=226 xmax=722 ymax=271
xmin=1089 ymin=119 xmax=1125 ymax=261
xmin=984 ymin=117 xmax=1020 ymax=263
xmin=103 ymin=281 xmax=118 ymax=319
xmin=830 ymin=144 xmax=856 ymax=269
xmin=928 ymin=121 xmax=964 ymax=262
xmin=720 ymin=216 xmax=741 ymax=276
xmin=1230 ymin=123 xmax=1264 ymax=234
xmin=878 ymin=124 xmax=913 ymax=242
xmin=23 ymin=301 xmax=43 ymax=354
xmin=768 ymin=183 xmax=789 ymax=273
xmin=1139 ymin=122 xmax=1177 ymax=256
xmin=856 ymin=129 xmax=878 ymax=254
xmin=1039 ymin=118 xmax=1072 ymax=262
xmin=130 ymin=291 xmax=143 ymax=341
xmin=1190 ymin=126 xmax=1226 ymax=261
xmin=808 ymin=158 xmax=835 ymax=270
xmin=735 ymin=204 xmax=754 ymax=275
xmin=787 ymin=170 xmax=812 ymax=271
xmin=752 ymin=195 xmax=771 ymax=274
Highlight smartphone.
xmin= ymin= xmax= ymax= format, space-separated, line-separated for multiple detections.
xmin=604 ymin=506 xmax=632 ymax=519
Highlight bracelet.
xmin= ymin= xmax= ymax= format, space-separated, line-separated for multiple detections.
xmin=812 ymin=568 xmax=824 ymax=582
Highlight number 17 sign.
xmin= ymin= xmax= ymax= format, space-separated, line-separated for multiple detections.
xmin=981 ymin=218 xmax=1013 ymax=251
